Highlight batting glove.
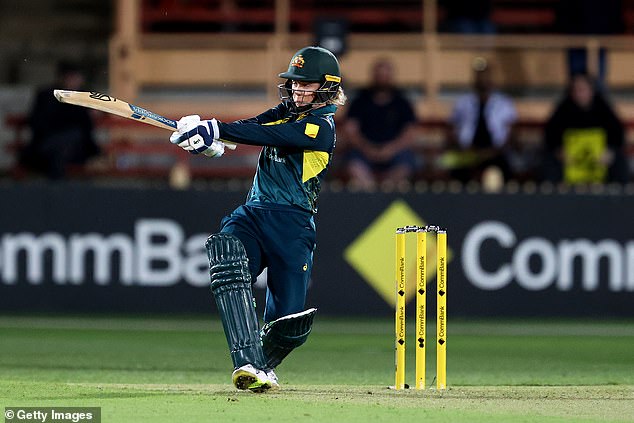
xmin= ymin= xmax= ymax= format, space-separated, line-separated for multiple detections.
xmin=170 ymin=115 xmax=225 ymax=158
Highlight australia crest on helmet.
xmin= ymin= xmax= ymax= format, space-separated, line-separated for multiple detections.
xmin=290 ymin=54 xmax=305 ymax=69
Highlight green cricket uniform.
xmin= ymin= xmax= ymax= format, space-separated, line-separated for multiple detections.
xmin=193 ymin=46 xmax=342 ymax=386
xmin=216 ymin=102 xmax=337 ymax=322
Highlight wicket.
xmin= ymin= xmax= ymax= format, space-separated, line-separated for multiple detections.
xmin=394 ymin=225 xmax=447 ymax=390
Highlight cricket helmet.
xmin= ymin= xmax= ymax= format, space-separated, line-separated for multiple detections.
xmin=278 ymin=46 xmax=342 ymax=113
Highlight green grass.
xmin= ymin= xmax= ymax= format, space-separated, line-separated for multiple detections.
xmin=1 ymin=316 xmax=633 ymax=422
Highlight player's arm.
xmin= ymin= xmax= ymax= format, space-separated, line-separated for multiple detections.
xmin=233 ymin=103 xmax=287 ymax=125
xmin=169 ymin=107 xmax=333 ymax=155
xmin=218 ymin=116 xmax=334 ymax=152
xmin=168 ymin=104 xmax=289 ymax=157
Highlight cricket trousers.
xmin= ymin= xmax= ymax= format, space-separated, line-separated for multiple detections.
xmin=219 ymin=203 xmax=316 ymax=323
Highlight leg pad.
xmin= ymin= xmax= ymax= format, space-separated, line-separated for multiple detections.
xmin=206 ymin=233 xmax=267 ymax=370
xmin=261 ymin=308 xmax=317 ymax=368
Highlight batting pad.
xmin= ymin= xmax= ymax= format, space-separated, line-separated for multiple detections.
xmin=261 ymin=308 xmax=317 ymax=368
xmin=206 ymin=233 xmax=268 ymax=370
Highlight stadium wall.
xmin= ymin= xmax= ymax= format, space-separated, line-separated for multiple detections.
xmin=0 ymin=184 xmax=632 ymax=318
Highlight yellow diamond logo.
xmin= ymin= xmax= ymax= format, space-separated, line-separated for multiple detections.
xmin=343 ymin=200 xmax=452 ymax=307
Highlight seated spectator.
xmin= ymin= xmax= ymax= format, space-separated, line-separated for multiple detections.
xmin=343 ymin=58 xmax=417 ymax=189
xmin=20 ymin=61 xmax=100 ymax=180
xmin=542 ymin=73 xmax=628 ymax=185
xmin=447 ymin=58 xmax=517 ymax=183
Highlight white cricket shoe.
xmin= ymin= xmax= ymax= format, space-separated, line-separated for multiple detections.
xmin=266 ymin=369 xmax=280 ymax=390
xmin=232 ymin=364 xmax=273 ymax=393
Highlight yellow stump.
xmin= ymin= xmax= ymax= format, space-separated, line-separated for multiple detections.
xmin=415 ymin=229 xmax=427 ymax=390
xmin=436 ymin=230 xmax=447 ymax=390
xmin=395 ymin=229 xmax=406 ymax=390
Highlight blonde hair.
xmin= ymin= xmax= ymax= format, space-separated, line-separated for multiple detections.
xmin=329 ymin=87 xmax=347 ymax=106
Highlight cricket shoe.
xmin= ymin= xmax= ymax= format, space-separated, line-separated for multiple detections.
xmin=232 ymin=364 xmax=274 ymax=393
xmin=266 ymin=369 xmax=280 ymax=390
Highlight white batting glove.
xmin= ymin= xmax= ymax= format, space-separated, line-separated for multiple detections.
xmin=169 ymin=117 xmax=225 ymax=158
xmin=176 ymin=115 xmax=201 ymax=134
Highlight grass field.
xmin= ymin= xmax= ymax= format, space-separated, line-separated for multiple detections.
xmin=1 ymin=315 xmax=633 ymax=423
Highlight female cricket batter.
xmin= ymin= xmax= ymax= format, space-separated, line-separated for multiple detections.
xmin=170 ymin=46 xmax=345 ymax=392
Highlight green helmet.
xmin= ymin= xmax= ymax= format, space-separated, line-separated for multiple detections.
xmin=278 ymin=46 xmax=342 ymax=113
xmin=279 ymin=46 xmax=341 ymax=82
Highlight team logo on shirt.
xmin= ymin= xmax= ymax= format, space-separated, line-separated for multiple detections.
xmin=290 ymin=54 xmax=305 ymax=68
xmin=265 ymin=147 xmax=286 ymax=164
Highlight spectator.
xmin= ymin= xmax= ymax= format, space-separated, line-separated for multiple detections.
xmin=447 ymin=57 xmax=517 ymax=183
xmin=343 ymin=58 xmax=417 ymax=189
xmin=20 ymin=61 xmax=100 ymax=179
xmin=440 ymin=0 xmax=495 ymax=34
xmin=542 ymin=72 xmax=628 ymax=185
xmin=556 ymin=0 xmax=624 ymax=84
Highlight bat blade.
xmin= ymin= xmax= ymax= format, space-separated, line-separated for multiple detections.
xmin=53 ymin=90 xmax=177 ymax=130
xmin=53 ymin=90 xmax=236 ymax=149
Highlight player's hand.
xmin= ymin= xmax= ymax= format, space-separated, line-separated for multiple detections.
xmin=175 ymin=114 xmax=202 ymax=133
xmin=170 ymin=116 xmax=225 ymax=158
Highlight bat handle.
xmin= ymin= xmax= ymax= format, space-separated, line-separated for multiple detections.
xmin=223 ymin=141 xmax=237 ymax=150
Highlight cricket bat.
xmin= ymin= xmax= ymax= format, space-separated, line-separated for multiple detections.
xmin=53 ymin=90 xmax=236 ymax=150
